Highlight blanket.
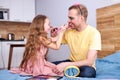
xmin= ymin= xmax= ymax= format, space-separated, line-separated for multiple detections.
xmin=0 ymin=51 xmax=120 ymax=80
xmin=60 ymin=51 xmax=120 ymax=80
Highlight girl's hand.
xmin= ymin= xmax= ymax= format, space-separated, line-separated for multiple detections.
xmin=50 ymin=24 xmax=67 ymax=37
xmin=52 ymin=62 xmax=71 ymax=75
xmin=59 ymin=24 xmax=67 ymax=33
xmin=51 ymin=27 xmax=58 ymax=37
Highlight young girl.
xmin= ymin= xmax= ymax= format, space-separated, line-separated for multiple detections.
xmin=10 ymin=15 xmax=67 ymax=76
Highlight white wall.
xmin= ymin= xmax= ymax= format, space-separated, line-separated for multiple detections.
xmin=35 ymin=0 xmax=120 ymax=27
xmin=35 ymin=0 xmax=120 ymax=62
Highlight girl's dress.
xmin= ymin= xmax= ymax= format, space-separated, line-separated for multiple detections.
xmin=10 ymin=45 xmax=63 ymax=76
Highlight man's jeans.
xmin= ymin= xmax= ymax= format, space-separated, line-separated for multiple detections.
xmin=52 ymin=59 xmax=96 ymax=78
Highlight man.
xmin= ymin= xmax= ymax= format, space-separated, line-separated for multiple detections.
xmin=52 ymin=3 xmax=101 ymax=78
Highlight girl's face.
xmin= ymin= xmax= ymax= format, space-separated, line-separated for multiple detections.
xmin=44 ymin=18 xmax=51 ymax=33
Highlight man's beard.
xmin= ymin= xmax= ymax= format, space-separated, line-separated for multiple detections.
xmin=68 ymin=22 xmax=76 ymax=29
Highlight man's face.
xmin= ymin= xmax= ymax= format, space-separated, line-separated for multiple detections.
xmin=68 ymin=9 xmax=81 ymax=29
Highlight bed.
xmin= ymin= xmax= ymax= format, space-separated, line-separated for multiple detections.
xmin=0 ymin=51 xmax=120 ymax=80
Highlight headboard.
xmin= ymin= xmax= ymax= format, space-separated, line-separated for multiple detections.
xmin=96 ymin=3 xmax=120 ymax=58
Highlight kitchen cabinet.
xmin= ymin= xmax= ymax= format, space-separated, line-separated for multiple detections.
xmin=0 ymin=0 xmax=35 ymax=22
xmin=0 ymin=41 xmax=25 ymax=69
xmin=0 ymin=0 xmax=10 ymax=8
xmin=23 ymin=0 xmax=35 ymax=22
xmin=10 ymin=0 xmax=23 ymax=21
xmin=0 ymin=42 xmax=4 ymax=69
xmin=10 ymin=0 xmax=35 ymax=22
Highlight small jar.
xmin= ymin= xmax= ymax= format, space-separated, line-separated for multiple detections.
xmin=21 ymin=36 xmax=25 ymax=40
xmin=0 ymin=35 xmax=2 ymax=38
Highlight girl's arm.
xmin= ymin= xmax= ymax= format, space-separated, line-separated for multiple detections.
xmin=40 ymin=25 xmax=67 ymax=50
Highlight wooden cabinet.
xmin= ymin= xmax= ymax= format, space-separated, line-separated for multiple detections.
xmin=0 ymin=41 xmax=25 ymax=69
xmin=96 ymin=3 xmax=120 ymax=58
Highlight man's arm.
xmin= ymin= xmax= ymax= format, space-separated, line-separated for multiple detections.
xmin=53 ymin=49 xmax=97 ymax=74
xmin=71 ymin=49 xmax=97 ymax=67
